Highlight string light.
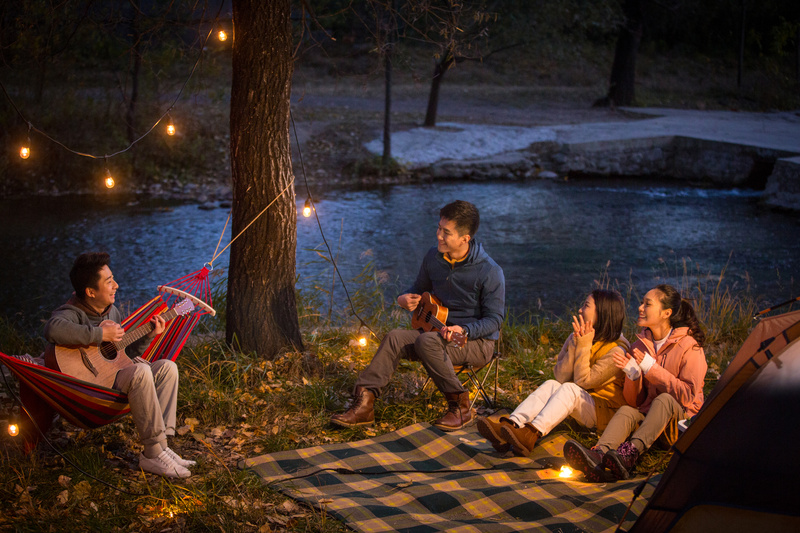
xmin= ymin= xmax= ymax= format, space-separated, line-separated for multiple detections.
xmin=166 ymin=115 xmax=176 ymax=136
xmin=558 ymin=465 xmax=573 ymax=478
xmin=0 ymin=3 xmax=225 ymax=173
xmin=7 ymin=411 xmax=19 ymax=437
xmin=302 ymin=198 xmax=313 ymax=217
xmin=19 ymin=123 xmax=31 ymax=159
xmin=104 ymin=166 xmax=115 ymax=189
xmin=358 ymin=336 xmax=367 ymax=347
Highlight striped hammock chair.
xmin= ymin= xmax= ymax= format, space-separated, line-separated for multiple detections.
xmin=0 ymin=267 xmax=215 ymax=450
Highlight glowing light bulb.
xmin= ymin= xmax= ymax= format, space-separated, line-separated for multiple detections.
xmin=218 ymin=30 xmax=228 ymax=41
xmin=358 ymin=336 xmax=367 ymax=347
xmin=558 ymin=465 xmax=573 ymax=478
xmin=302 ymin=198 xmax=313 ymax=217
xmin=8 ymin=423 xmax=19 ymax=437
xmin=19 ymin=146 xmax=30 ymax=159
xmin=166 ymin=123 xmax=176 ymax=136
xmin=105 ymin=173 xmax=115 ymax=189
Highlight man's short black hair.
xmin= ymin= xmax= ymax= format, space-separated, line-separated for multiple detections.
xmin=70 ymin=252 xmax=110 ymax=300
xmin=439 ymin=200 xmax=480 ymax=237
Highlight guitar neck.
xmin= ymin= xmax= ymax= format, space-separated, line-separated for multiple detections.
xmin=113 ymin=308 xmax=177 ymax=351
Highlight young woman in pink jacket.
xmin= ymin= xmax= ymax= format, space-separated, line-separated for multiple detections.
xmin=564 ymin=284 xmax=707 ymax=481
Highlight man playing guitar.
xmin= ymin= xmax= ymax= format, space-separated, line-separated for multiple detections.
xmin=331 ymin=200 xmax=505 ymax=431
xmin=43 ymin=252 xmax=195 ymax=478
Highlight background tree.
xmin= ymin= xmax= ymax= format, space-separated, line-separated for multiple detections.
xmin=593 ymin=0 xmax=644 ymax=107
xmin=227 ymin=0 xmax=303 ymax=357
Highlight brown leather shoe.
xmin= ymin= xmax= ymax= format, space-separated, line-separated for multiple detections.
xmin=330 ymin=386 xmax=375 ymax=428
xmin=500 ymin=422 xmax=541 ymax=457
xmin=476 ymin=416 xmax=511 ymax=453
xmin=433 ymin=391 xmax=474 ymax=431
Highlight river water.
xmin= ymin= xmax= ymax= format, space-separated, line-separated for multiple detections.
xmin=2 ymin=178 xmax=798 ymax=333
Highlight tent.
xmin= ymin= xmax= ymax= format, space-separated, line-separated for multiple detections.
xmin=629 ymin=309 xmax=800 ymax=533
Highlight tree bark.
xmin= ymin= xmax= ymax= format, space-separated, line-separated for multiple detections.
xmin=382 ymin=42 xmax=392 ymax=167
xmin=424 ymin=52 xmax=455 ymax=127
xmin=594 ymin=0 xmax=643 ymax=107
xmin=227 ymin=0 xmax=303 ymax=357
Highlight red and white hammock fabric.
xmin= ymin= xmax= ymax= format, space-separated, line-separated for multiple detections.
xmin=0 ymin=267 xmax=214 ymax=436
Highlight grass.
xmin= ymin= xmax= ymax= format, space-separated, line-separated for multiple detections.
xmin=0 ymin=254 xmax=788 ymax=532
xmin=0 ymin=260 xmax=781 ymax=532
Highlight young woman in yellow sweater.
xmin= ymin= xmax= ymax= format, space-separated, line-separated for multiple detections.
xmin=477 ymin=289 xmax=629 ymax=457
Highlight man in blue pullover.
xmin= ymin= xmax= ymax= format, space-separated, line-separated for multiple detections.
xmin=331 ymin=200 xmax=505 ymax=431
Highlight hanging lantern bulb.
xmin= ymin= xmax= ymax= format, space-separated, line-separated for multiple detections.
xmin=20 ymin=125 xmax=32 ymax=159
xmin=104 ymin=168 xmax=115 ymax=189
xmin=218 ymin=30 xmax=228 ymax=41
xmin=302 ymin=198 xmax=313 ymax=218
xmin=166 ymin=117 xmax=176 ymax=136
xmin=358 ymin=336 xmax=368 ymax=347
xmin=7 ymin=411 xmax=19 ymax=437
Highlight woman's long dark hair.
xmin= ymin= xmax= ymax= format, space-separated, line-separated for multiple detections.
xmin=654 ymin=284 xmax=705 ymax=347
xmin=592 ymin=289 xmax=626 ymax=344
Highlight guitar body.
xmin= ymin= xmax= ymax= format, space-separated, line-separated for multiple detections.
xmin=411 ymin=292 xmax=467 ymax=348
xmin=45 ymin=343 xmax=133 ymax=389
xmin=412 ymin=292 xmax=449 ymax=332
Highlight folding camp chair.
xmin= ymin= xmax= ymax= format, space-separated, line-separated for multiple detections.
xmin=422 ymin=349 xmax=503 ymax=410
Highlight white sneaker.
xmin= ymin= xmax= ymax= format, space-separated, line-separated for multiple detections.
xmin=138 ymin=451 xmax=191 ymax=478
xmin=164 ymin=447 xmax=196 ymax=468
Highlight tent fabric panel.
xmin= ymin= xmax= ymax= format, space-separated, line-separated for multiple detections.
xmin=630 ymin=321 xmax=800 ymax=533
xmin=707 ymin=310 xmax=800 ymax=404
xmin=670 ymin=505 xmax=800 ymax=533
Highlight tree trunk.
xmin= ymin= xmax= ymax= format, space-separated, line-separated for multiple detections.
xmin=227 ymin=0 xmax=303 ymax=357
xmin=424 ymin=52 xmax=455 ymax=127
xmin=594 ymin=0 xmax=643 ymax=107
xmin=738 ymin=0 xmax=746 ymax=89
xmin=126 ymin=11 xmax=141 ymax=146
xmin=382 ymin=43 xmax=392 ymax=167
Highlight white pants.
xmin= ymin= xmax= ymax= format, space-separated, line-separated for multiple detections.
xmin=507 ymin=379 xmax=596 ymax=436
xmin=114 ymin=359 xmax=179 ymax=457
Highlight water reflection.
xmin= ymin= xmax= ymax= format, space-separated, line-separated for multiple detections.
xmin=1 ymin=178 xmax=797 ymax=333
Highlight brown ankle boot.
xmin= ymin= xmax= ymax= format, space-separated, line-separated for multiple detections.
xmin=476 ymin=416 xmax=511 ymax=453
xmin=433 ymin=391 xmax=474 ymax=432
xmin=500 ymin=422 xmax=541 ymax=457
xmin=331 ymin=386 xmax=375 ymax=428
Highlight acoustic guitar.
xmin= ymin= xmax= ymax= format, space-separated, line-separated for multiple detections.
xmin=411 ymin=292 xmax=467 ymax=348
xmin=45 ymin=298 xmax=194 ymax=388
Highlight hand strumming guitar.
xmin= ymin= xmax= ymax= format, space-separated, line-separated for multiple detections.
xmin=100 ymin=320 xmax=124 ymax=342
xmin=397 ymin=293 xmax=421 ymax=311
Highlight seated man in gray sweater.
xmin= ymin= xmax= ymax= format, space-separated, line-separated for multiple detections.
xmin=331 ymin=200 xmax=505 ymax=431
xmin=44 ymin=252 xmax=194 ymax=478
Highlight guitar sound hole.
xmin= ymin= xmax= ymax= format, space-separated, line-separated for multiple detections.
xmin=100 ymin=342 xmax=117 ymax=359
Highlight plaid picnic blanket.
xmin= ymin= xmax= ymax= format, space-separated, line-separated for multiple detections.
xmin=243 ymin=422 xmax=658 ymax=533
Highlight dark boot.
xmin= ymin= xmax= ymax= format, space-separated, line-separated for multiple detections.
xmin=433 ymin=391 xmax=474 ymax=431
xmin=602 ymin=441 xmax=641 ymax=480
xmin=476 ymin=416 xmax=511 ymax=453
xmin=330 ymin=387 xmax=375 ymax=428
xmin=564 ymin=439 xmax=609 ymax=483
xmin=500 ymin=422 xmax=541 ymax=457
